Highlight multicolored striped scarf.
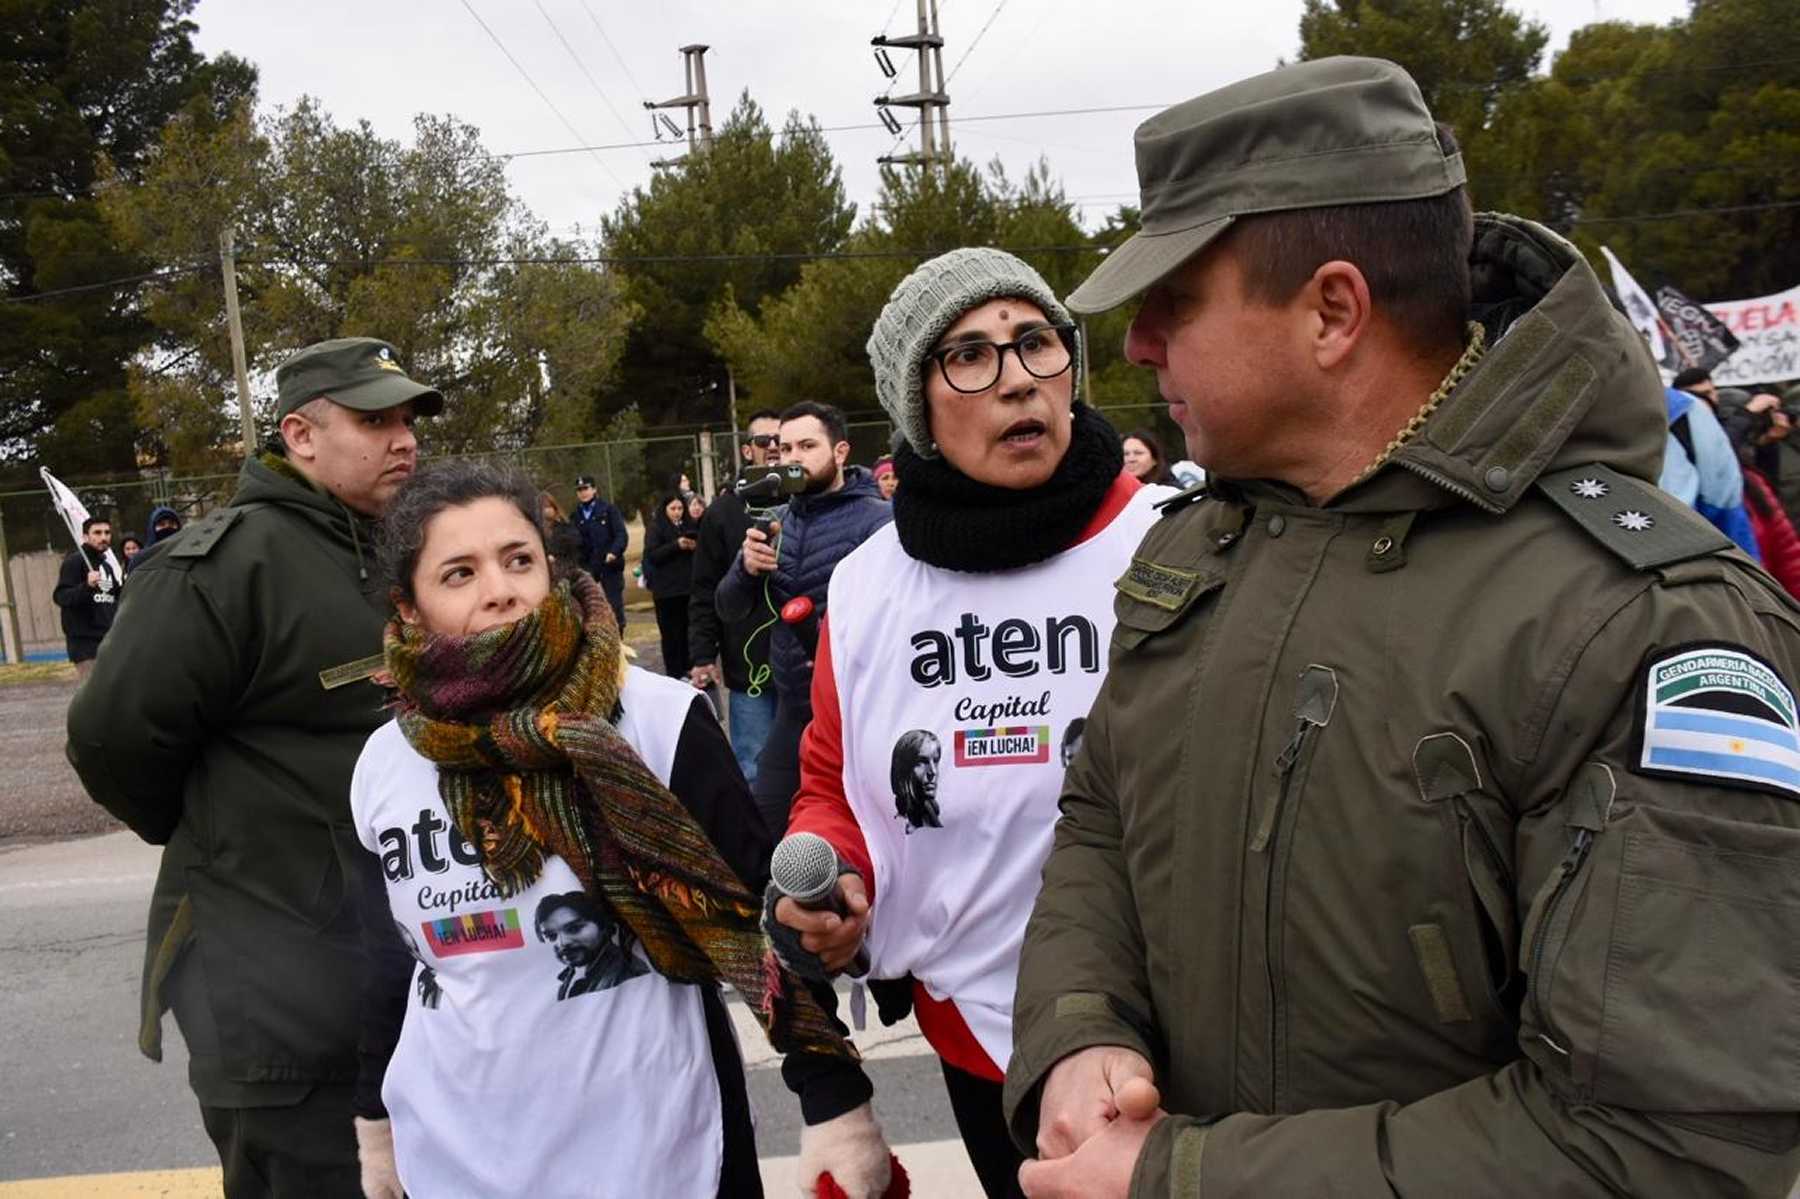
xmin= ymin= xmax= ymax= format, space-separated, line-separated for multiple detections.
xmin=384 ymin=573 xmax=854 ymax=1061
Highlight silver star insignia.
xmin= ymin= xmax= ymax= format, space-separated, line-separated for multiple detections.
xmin=1571 ymin=478 xmax=1609 ymax=499
xmin=1612 ymin=510 xmax=1655 ymax=532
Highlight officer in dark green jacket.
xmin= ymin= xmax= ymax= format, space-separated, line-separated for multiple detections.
xmin=1005 ymin=59 xmax=1800 ymax=1198
xmin=66 ymin=338 xmax=442 ymax=1198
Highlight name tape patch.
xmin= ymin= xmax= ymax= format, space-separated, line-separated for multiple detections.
xmin=1636 ymin=644 xmax=1800 ymax=798
xmin=1116 ymin=557 xmax=1201 ymax=612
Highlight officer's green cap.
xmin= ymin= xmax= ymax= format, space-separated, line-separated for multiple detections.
xmin=1068 ymin=57 xmax=1466 ymax=316
xmin=274 ymin=337 xmax=445 ymax=420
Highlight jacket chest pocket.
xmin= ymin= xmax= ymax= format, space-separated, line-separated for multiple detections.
xmin=1110 ymin=561 xmax=1225 ymax=659
xmin=1412 ymin=733 xmax=1522 ymax=1031
xmin=1523 ymin=763 xmax=1800 ymax=1114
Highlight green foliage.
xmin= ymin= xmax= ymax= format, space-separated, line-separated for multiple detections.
xmin=705 ymin=154 xmax=1157 ymax=431
xmin=600 ymin=94 xmax=857 ymax=427
xmin=0 ymin=0 xmax=254 ymax=481
xmin=1296 ymin=0 xmax=1800 ymax=299
xmin=103 ymin=98 xmax=637 ymax=462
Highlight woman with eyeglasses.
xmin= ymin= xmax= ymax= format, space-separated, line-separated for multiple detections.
xmin=764 ymin=248 xmax=1176 ymax=1198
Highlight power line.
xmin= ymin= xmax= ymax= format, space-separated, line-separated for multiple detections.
xmin=9 ymin=198 xmax=1799 ymax=306
xmin=532 ymin=0 xmax=649 ymax=155
xmin=941 ymin=0 xmax=1009 ymax=89
xmin=574 ymin=0 xmax=649 ymax=100
xmin=455 ymin=0 xmax=628 ymax=192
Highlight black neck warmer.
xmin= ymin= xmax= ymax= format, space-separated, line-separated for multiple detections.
xmin=891 ymin=403 xmax=1123 ymax=573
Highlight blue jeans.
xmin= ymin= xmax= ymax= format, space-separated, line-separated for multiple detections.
xmin=725 ymin=685 xmax=777 ymax=787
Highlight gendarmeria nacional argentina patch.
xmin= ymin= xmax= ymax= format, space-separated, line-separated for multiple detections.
xmin=1634 ymin=643 xmax=1800 ymax=798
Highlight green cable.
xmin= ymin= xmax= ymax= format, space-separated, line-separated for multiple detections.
xmin=742 ymin=519 xmax=783 ymax=700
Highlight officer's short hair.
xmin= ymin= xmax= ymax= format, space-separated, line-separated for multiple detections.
xmin=1226 ymin=123 xmax=1473 ymax=355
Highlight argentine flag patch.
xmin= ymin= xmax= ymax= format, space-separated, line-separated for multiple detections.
xmin=1636 ymin=644 xmax=1800 ymax=798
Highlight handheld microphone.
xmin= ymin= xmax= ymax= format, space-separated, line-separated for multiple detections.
xmin=770 ymin=832 xmax=870 ymax=978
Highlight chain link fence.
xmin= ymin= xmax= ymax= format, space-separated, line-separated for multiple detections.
xmin=2 ymin=407 xmax=1173 ymax=661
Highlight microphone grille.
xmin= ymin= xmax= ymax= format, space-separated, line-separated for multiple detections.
xmin=770 ymin=832 xmax=840 ymax=904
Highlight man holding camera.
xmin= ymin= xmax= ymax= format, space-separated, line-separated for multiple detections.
xmin=689 ymin=408 xmax=783 ymax=782
xmin=716 ymin=400 xmax=891 ymax=833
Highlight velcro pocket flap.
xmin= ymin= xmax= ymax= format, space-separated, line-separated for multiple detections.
xmin=1112 ymin=568 xmax=1224 ymax=653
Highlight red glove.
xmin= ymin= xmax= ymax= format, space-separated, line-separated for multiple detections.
xmin=816 ymin=1155 xmax=910 ymax=1199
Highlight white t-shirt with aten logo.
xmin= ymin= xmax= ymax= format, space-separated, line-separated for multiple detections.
xmin=824 ymin=482 xmax=1168 ymax=1070
xmin=350 ymin=667 xmax=722 ymax=1199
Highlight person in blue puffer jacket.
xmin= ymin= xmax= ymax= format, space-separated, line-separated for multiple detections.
xmin=717 ymin=400 xmax=892 ymax=833
xmin=1661 ymin=385 xmax=1761 ymax=561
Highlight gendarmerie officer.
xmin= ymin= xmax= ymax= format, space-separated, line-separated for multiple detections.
xmin=67 ymin=338 xmax=442 ymax=1198
xmin=1005 ymin=57 xmax=1800 ymax=1198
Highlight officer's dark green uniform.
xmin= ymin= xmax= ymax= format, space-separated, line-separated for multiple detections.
xmin=1005 ymin=59 xmax=1800 ymax=1196
xmin=66 ymin=339 xmax=441 ymax=1197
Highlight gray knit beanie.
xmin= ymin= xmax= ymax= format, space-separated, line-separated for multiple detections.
xmin=867 ymin=247 xmax=1077 ymax=458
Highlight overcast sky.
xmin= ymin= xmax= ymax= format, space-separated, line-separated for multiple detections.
xmin=189 ymin=0 xmax=1689 ymax=238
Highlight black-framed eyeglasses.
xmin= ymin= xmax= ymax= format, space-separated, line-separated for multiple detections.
xmin=747 ymin=433 xmax=779 ymax=448
xmin=927 ymin=323 xmax=1077 ymax=394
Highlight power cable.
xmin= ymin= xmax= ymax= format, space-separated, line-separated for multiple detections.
xmin=575 ymin=0 xmax=650 ymax=100
xmin=456 ymin=0 xmax=628 ymax=191
xmin=532 ymin=0 xmax=651 ymax=156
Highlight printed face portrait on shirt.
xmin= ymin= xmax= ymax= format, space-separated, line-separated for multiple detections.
xmin=538 ymin=894 xmax=608 ymax=967
xmin=1061 ymin=718 xmax=1087 ymax=768
xmin=892 ymin=729 xmax=944 ymax=833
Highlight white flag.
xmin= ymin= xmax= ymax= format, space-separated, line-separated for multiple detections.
xmin=40 ymin=467 xmax=123 ymax=589
xmin=1600 ymin=246 xmax=1669 ymax=366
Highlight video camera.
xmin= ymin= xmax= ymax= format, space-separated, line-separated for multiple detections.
xmin=736 ymin=464 xmax=808 ymax=536
xmin=735 ymin=463 xmax=808 ymax=504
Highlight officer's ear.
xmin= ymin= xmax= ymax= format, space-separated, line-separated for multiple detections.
xmin=1303 ymin=259 xmax=1373 ymax=372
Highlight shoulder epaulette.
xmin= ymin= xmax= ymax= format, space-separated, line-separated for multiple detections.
xmin=1536 ymin=464 xmax=1732 ymax=571
xmin=168 ymin=507 xmax=246 ymax=559
xmin=1155 ymin=482 xmax=1210 ymax=516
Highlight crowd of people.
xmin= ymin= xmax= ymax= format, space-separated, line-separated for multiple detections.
xmin=56 ymin=54 xmax=1800 ymax=1199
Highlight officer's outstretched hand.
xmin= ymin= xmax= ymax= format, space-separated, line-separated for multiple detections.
xmin=1033 ymin=1045 xmax=1157 ymax=1161
xmin=773 ymin=872 xmax=869 ymax=974
xmin=742 ymin=521 xmax=780 ymax=576
xmin=1019 ymin=1075 xmax=1164 ymax=1199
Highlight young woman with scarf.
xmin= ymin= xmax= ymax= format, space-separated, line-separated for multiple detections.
xmin=345 ymin=461 xmax=898 ymax=1199
xmin=766 ymin=249 xmax=1175 ymax=1198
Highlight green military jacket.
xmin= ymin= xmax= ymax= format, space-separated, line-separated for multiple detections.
xmin=66 ymin=454 xmax=390 ymax=1094
xmin=1006 ymin=215 xmax=1800 ymax=1196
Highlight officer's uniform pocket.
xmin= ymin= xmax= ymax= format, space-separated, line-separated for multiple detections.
xmin=1529 ymin=792 xmax=1800 ymax=1112
xmin=1110 ymin=565 xmax=1224 ymax=657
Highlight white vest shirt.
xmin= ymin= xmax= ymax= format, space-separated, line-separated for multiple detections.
xmin=825 ymin=485 xmax=1169 ymax=1068
xmin=351 ymin=667 xmax=725 ymax=1199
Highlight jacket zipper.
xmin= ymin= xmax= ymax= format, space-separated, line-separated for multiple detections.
xmin=1456 ymin=797 xmax=1514 ymax=891
xmin=1256 ymin=712 xmax=1319 ymax=1107
xmin=1252 ymin=718 xmax=1312 ymax=853
xmin=1526 ymin=826 xmax=1595 ymax=1055
xmin=1395 ymin=459 xmax=1504 ymax=514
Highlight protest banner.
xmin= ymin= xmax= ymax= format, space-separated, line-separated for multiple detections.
xmin=1708 ymin=285 xmax=1800 ymax=388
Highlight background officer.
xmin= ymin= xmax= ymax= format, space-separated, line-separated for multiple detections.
xmin=66 ymin=337 xmax=442 ymax=1198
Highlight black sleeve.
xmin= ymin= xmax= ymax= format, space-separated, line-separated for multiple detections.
xmin=604 ymin=504 xmax=629 ymax=560
xmin=349 ymin=841 xmax=414 ymax=1120
xmin=688 ymin=512 xmax=729 ymax=666
xmin=665 ymin=695 xmax=874 ymax=1124
xmin=666 ymin=694 xmax=770 ymax=886
xmin=644 ymin=522 xmax=685 ymax=568
xmin=51 ymin=550 xmax=90 ymax=608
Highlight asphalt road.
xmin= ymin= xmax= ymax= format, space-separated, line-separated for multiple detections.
xmin=0 ymin=625 xmax=982 ymax=1194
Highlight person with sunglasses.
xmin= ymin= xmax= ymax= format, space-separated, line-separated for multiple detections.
xmin=688 ymin=408 xmax=784 ymax=783
xmin=764 ymin=248 xmax=1175 ymax=1198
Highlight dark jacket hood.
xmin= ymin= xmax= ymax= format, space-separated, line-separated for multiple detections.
xmin=141 ymin=506 xmax=182 ymax=549
xmin=1344 ymin=213 xmax=1666 ymax=515
xmin=232 ymin=452 xmax=377 ymax=579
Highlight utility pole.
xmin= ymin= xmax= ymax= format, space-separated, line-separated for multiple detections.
xmin=218 ymin=226 xmax=256 ymax=456
xmin=872 ymin=0 xmax=950 ymax=171
xmin=646 ymin=45 xmax=714 ymax=170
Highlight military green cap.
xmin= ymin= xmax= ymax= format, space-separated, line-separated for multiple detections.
xmin=1068 ymin=57 xmax=1466 ymax=315
xmin=274 ymin=337 xmax=445 ymax=420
